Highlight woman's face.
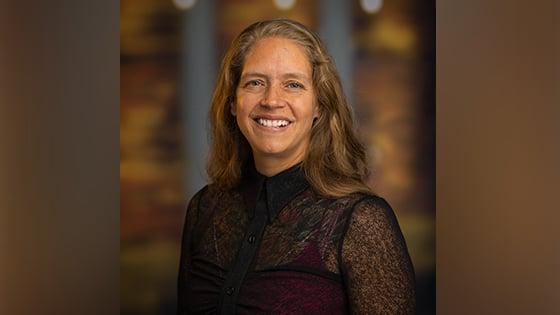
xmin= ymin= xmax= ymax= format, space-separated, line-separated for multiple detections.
xmin=233 ymin=37 xmax=318 ymax=169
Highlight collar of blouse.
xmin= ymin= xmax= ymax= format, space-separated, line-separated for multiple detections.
xmin=239 ymin=162 xmax=309 ymax=223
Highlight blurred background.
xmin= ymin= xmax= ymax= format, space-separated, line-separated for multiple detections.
xmin=120 ymin=0 xmax=435 ymax=314
xmin=3 ymin=1 xmax=557 ymax=314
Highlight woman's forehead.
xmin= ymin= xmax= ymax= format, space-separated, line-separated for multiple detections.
xmin=241 ymin=37 xmax=312 ymax=78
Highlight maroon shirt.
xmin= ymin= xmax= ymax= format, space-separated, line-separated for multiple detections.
xmin=177 ymin=165 xmax=415 ymax=314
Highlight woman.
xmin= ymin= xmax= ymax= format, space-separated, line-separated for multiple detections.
xmin=178 ymin=19 xmax=415 ymax=314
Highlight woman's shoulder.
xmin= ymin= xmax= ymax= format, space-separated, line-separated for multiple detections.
xmin=329 ymin=191 xmax=391 ymax=211
xmin=353 ymin=192 xmax=392 ymax=210
xmin=187 ymin=183 xmax=229 ymax=207
xmin=336 ymin=192 xmax=398 ymax=228
xmin=183 ymin=183 xmax=230 ymax=229
xmin=187 ymin=183 xmax=242 ymax=214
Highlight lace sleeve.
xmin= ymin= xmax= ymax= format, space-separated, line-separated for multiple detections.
xmin=340 ymin=196 xmax=416 ymax=314
xmin=177 ymin=186 xmax=206 ymax=314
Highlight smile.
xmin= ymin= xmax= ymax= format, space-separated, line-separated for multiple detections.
xmin=254 ymin=118 xmax=291 ymax=128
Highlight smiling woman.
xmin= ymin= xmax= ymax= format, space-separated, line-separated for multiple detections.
xmin=177 ymin=19 xmax=415 ymax=314
xmin=233 ymin=37 xmax=318 ymax=176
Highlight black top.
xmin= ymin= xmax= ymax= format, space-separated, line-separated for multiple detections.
xmin=177 ymin=164 xmax=416 ymax=314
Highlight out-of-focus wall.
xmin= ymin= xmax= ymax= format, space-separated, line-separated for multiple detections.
xmin=120 ymin=1 xmax=435 ymax=314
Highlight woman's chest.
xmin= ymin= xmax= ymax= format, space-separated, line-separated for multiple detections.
xmin=194 ymin=194 xmax=349 ymax=272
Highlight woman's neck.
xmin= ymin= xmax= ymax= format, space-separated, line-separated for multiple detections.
xmin=253 ymin=155 xmax=303 ymax=177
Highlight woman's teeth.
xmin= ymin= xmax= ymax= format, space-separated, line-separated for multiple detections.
xmin=256 ymin=118 xmax=290 ymax=128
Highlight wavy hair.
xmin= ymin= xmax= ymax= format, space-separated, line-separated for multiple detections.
xmin=207 ymin=19 xmax=371 ymax=198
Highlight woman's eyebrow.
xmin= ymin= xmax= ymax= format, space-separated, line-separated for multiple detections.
xmin=281 ymin=72 xmax=309 ymax=81
xmin=240 ymin=72 xmax=310 ymax=81
xmin=240 ymin=72 xmax=268 ymax=80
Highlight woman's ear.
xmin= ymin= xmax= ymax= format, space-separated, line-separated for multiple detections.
xmin=313 ymin=105 xmax=320 ymax=120
xmin=312 ymin=105 xmax=320 ymax=126
xmin=230 ymin=103 xmax=236 ymax=116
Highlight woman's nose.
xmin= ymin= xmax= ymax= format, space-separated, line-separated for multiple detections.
xmin=260 ymin=85 xmax=284 ymax=108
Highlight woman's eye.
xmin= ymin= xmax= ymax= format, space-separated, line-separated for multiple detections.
xmin=287 ymin=82 xmax=303 ymax=89
xmin=245 ymin=80 xmax=263 ymax=87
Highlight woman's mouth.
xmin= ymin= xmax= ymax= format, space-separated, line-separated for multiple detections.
xmin=254 ymin=118 xmax=291 ymax=128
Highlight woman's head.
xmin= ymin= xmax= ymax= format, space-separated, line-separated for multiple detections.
xmin=232 ymin=36 xmax=318 ymax=176
xmin=208 ymin=19 xmax=371 ymax=197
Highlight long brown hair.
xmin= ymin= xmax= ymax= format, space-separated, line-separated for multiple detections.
xmin=207 ymin=19 xmax=371 ymax=198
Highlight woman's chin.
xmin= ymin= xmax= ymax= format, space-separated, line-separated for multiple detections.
xmin=254 ymin=146 xmax=287 ymax=157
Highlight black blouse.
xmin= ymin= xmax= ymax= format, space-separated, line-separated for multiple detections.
xmin=177 ymin=164 xmax=415 ymax=314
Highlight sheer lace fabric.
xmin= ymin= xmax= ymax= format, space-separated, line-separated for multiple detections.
xmin=177 ymin=167 xmax=415 ymax=314
xmin=341 ymin=197 xmax=416 ymax=314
